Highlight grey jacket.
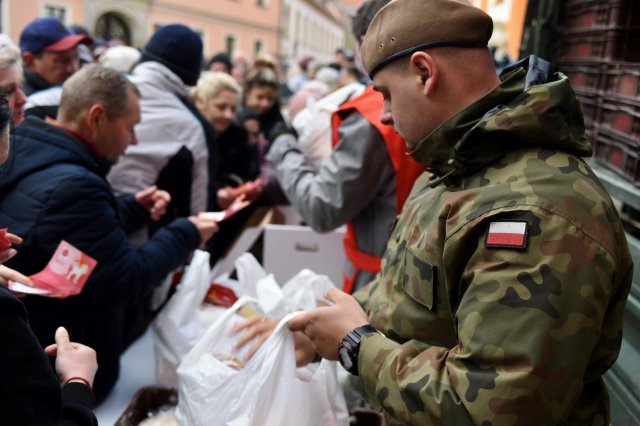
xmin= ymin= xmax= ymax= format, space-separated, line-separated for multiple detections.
xmin=108 ymin=61 xmax=209 ymax=217
xmin=270 ymin=111 xmax=397 ymax=291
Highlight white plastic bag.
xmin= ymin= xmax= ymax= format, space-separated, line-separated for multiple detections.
xmin=292 ymin=82 xmax=366 ymax=171
xmin=153 ymin=252 xmax=275 ymax=387
xmin=175 ymin=297 xmax=349 ymax=426
xmin=153 ymin=250 xmax=224 ymax=387
xmin=214 ymin=253 xmax=336 ymax=318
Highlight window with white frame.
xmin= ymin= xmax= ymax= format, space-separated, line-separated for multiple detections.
xmin=43 ymin=3 xmax=67 ymax=22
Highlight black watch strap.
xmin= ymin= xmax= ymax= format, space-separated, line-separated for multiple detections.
xmin=338 ymin=324 xmax=379 ymax=375
xmin=351 ymin=324 xmax=378 ymax=339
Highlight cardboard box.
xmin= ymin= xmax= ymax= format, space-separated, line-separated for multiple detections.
xmin=263 ymin=224 xmax=346 ymax=286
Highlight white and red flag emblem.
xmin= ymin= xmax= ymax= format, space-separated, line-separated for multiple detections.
xmin=485 ymin=221 xmax=529 ymax=250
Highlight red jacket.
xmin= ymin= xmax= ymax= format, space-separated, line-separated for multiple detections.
xmin=331 ymin=85 xmax=424 ymax=293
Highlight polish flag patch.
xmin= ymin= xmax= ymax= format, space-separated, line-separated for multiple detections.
xmin=485 ymin=220 xmax=529 ymax=250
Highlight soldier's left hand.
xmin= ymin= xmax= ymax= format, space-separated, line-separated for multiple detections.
xmin=288 ymin=288 xmax=369 ymax=360
xmin=135 ymin=185 xmax=171 ymax=221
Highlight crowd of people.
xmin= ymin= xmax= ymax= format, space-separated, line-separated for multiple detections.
xmin=0 ymin=0 xmax=633 ymax=424
xmin=0 ymin=4 xmax=405 ymax=423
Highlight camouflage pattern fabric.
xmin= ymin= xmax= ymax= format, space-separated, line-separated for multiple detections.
xmin=353 ymin=57 xmax=633 ymax=425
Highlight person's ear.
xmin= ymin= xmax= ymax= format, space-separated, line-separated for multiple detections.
xmin=410 ymin=52 xmax=437 ymax=96
xmin=21 ymin=52 xmax=36 ymax=70
xmin=86 ymin=104 xmax=106 ymax=130
xmin=194 ymin=94 xmax=206 ymax=109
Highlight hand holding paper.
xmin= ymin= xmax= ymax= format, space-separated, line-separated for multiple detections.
xmin=0 ymin=265 xmax=34 ymax=298
xmin=7 ymin=241 xmax=97 ymax=299
xmin=198 ymin=196 xmax=251 ymax=222
xmin=0 ymin=228 xmax=21 ymax=263
xmin=217 ymin=177 xmax=264 ymax=209
xmin=187 ymin=216 xmax=219 ymax=245
xmin=135 ymin=185 xmax=171 ymax=221
xmin=235 ymin=177 xmax=264 ymax=202
xmin=190 ymin=196 xmax=250 ymax=245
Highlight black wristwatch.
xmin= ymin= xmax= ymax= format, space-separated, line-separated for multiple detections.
xmin=338 ymin=324 xmax=379 ymax=375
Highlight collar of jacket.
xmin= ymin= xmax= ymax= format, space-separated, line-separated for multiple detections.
xmin=131 ymin=61 xmax=191 ymax=100
xmin=409 ymin=67 xmax=525 ymax=181
xmin=23 ymin=116 xmax=112 ymax=177
xmin=47 ymin=117 xmax=101 ymax=156
xmin=409 ymin=56 xmax=593 ymax=185
xmin=22 ymin=68 xmax=53 ymax=96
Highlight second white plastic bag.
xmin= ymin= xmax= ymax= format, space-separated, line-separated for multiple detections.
xmin=175 ymin=297 xmax=349 ymax=426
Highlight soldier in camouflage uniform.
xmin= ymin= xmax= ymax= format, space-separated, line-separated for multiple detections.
xmin=288 ymin=0 xmax=633 ymax=424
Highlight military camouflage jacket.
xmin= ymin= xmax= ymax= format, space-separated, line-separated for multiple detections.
xmin=354 ymin=57 xmax=633 ymax=425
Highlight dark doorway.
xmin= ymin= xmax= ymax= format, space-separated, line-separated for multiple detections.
xmin=95 ymin=12 xmax=131 ymax=45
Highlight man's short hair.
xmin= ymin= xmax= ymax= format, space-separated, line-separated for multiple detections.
xmin=351 ymin=0 xmax=391 ymax=41
xmin=59 ymin=64 xmax=139 ymax=123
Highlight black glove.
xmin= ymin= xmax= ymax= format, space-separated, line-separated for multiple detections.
xmin=267 ymin=121 xmax=298 ymax=146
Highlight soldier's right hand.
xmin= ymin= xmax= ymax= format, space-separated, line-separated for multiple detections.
xmin=188 ymin=216 xmax=219 ymax=245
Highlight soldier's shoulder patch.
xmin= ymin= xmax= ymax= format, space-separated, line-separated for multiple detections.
xmin=485 ymin=220 xmax=529 ymax=250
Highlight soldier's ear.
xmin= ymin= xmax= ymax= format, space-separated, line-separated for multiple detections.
xmin=410 ymin=52 xmax=437 ymax=97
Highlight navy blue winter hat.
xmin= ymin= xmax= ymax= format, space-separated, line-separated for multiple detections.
xmin=141 ymin=24 xmax=203 ymax=86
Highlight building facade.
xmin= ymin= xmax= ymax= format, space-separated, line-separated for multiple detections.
xmin=472 ymin=0 xmax=528 ymax=61
xmin=279 ymin=0 xmax=345 ymax=77
xmin=2 ymin=0 xmax=281 ymax=63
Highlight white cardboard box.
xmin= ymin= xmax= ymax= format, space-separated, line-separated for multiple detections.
xmin=263 ymin=224 xmax=346 ymax=286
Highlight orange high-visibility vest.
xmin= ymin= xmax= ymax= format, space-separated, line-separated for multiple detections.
xmin=331 ymin=85 xmax=425 ymax=293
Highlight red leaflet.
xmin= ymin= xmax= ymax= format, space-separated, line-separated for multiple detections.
xmin=9 ymin=241 xmax=98 ymax=298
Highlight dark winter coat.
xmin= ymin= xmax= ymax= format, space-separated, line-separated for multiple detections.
xmin=0 ymin=287 xmax=97 ymax=426
xmin=0 ymin=116 xmax=201 ymax=401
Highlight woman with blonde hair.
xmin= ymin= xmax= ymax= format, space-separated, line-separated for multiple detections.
xmin=194 ymin=71 xmax=263 ymax=263
xmin=194 ymin=71 xmax=262 ymax=209
xmin=0 ymin=34 xmax=27 ymax=125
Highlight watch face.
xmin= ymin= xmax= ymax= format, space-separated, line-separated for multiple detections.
xmin=338 ymin=347 xmax=353 ymax=372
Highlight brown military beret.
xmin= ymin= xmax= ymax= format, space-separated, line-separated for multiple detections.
xmin=361 ymin=0 xmax=493 ymax=78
